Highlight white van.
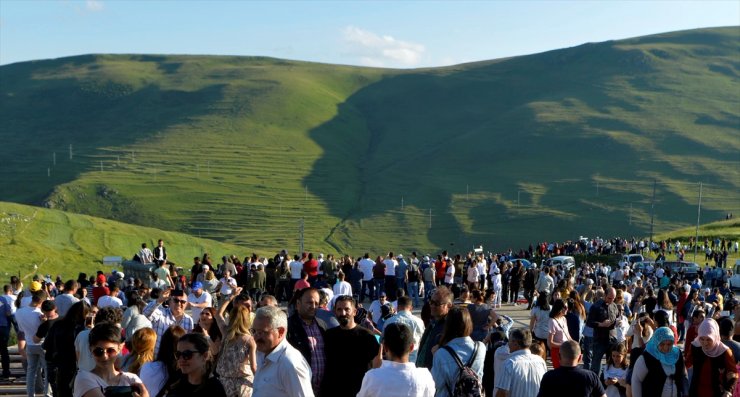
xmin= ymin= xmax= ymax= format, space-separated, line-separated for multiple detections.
xmin=545 ymin=256 xmax=576 ymax=270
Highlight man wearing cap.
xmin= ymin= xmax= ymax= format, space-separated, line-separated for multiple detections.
xmin=188 ymin=281 xmax=212 ymax=322
xmin=368 ymin=292 xmax=391 ymax=326
xmin=395 ymin=254 xmax=408 ymax=293
xmin=143 ymin=288 xmax=194 ymax=354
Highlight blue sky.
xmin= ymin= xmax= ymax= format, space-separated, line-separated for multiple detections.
xmin=1 ymin=1 xmax=738 ymax=68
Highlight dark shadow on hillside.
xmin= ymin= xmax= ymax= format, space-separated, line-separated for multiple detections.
xmin=303 ymin=39 xmax=699 ymax=251
xmin=0 ymin=55 xmax=227 ymax=204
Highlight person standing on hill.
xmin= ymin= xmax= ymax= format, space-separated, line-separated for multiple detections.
xmin=153 ymin=239 xmax=167 ymax=265
xmin=139 ymin=243 xmax=154 ymax=264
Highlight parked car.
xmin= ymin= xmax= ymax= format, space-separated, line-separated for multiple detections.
xmin=728 ymin=260 xmax=740 ymax=289
xmin=622 ymin=254 xmax=645 ymax=265
xmin=510 ymin=258 xmax=533 ymax=269
xmin=657 ymin=260 xmax=700 ymax=281
xmin=544 ymin=256 xmax=576 ymax=270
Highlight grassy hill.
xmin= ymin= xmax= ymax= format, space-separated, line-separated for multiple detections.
xmin=0 ymin=201 xmax=247 ymax=280
xmin=1 ymin=26 xmax=738 ymax=254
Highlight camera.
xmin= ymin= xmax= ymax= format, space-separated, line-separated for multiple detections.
xmin=104 ymin=386 xmax=136 ymax=397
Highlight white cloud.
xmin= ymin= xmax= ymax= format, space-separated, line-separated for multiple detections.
xmin=86 ymin=0 xmax=104 ymax=12
xmin=342 ymin=26 xmax=425 ymax=68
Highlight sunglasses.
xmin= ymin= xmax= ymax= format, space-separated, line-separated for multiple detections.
xmin=171 ymin=299 xmax=187 ymax=305
xmin=429 ymin=299 xmax=446 ymax=307
xmin=174 ymin=350 xmax=200 ymax=360
xmin=92 ymin=347 xmax=118 ymax=357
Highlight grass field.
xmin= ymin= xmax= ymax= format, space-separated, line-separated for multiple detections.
xmin=0 ymin=27 xmax=738 ymax=254
xmin=0 ymin=201 xmax=248 ymax=281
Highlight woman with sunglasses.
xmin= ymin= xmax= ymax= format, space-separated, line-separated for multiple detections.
xmin=73 ymin=322 xmax=149 ymax=397
xmin=165 ymin=333 xmax=226 ymax=397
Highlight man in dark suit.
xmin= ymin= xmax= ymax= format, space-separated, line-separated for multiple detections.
xmin=153 ymin=239 xmax=167 ymax=265
xmin=286 ymin=287 xmax=327 ymax=396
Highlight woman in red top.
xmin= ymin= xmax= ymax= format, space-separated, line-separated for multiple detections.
xmin=686 ymin=318 xmax=738 ymax=397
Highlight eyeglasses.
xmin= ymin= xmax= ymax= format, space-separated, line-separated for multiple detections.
xmin=174 ymin=350 xmax=199 ymax=360
xmin=429 ymin=299 xmax=447 ymax=307
xmin=249 ymin=328 xmax=275 ymax=337
xmin=92 ymin=347 xmax=118 ymax=357
xmin=171 ymin=299 xmax=187 ymax=305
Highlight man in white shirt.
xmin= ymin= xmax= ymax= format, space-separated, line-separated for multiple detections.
xmin=16 ymin=291 xmax=49 ymax=397
xmin=359 ymin=254 xmax=376 ymax=303
xmin=357 ymin=321 xmax=434 ymax=397
xmin=332 ymin=272 xmax=352 ymax=298
xmin=495 ymin=328 xmax=547 ymax=397
xmin=383 ymin=252 xmax=399 ymax=299
xmin=289 ymin=255 xmax=305 ymax=297
xmin=97 ymin=285 xmax=123 ymax=308
xmin=54 ymin=280 xmax=79 ymax=317
xmin=187 ymin=282 xmax=212 ymax=322
xmin=253 ymin=305 xmax=314 ymax=397
xmin=383 ymin=296 xmax=425 ymax=363
xmin=368 ymin=293 xmax=392 ymax=325
xmin=138 ymin=243 xmax=154 ymax=264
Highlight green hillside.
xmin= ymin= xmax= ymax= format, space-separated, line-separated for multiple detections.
xmin=1 ymin=27 xmax=738 ymax=254
xmin=0 ymin=201 xmax=247 ymax=280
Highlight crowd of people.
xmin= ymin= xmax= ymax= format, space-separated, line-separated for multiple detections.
xmin=0 ymin=235 xmax=738 ymax=397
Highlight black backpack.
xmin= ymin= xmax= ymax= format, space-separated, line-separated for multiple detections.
xmin=408 ymin=264 xmax=420 ymax=282
xmin=442 ymin=343 xmax=483 ymax=397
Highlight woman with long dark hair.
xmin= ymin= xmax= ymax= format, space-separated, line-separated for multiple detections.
xmin=44 ymin=301 xmax=89 ymax=397
xmin=530 ymin=292 xmax=551 ymax=347
xmin=432 ymin=306 xmax=485 ymax=397
xmin=547 ymin=299 xmax=571 ymax=368
xmin=192 ymin=307 xmax=222 ymax=357
xmin=165 ymin=333 xmax=226 ymax=397
xmin=468 ymin=290 xmax=493 ymax=342
xmin=140 ymin=326 xmax=186 ymax=397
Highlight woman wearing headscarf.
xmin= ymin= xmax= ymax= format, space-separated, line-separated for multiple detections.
xmin=631 ymin=326 xmax=686 ymax=397
xmin=686 ymin=318 xmax=738 ymax=397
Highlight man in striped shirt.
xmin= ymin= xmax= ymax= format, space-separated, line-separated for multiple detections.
xmin=142 ymin=288 xmax=194 ymax=355
xmin=495 ymin=328 xmax=547 ymax=397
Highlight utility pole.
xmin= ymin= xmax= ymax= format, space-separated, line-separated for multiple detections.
xmin=401 ymin=196 xmax=404 ymax=211
xmin=47 ymin=168 xmax=50 ymax=178
xmin=131 ymin=151 xmax=135 ymax=163
xmin=299 ymin=218 xmax=304 ymax=253
xmin=649 ymin=179 xmax=656 ymax=245
xmin=69 ymin=144 xmax=73 ymax=160
xmin=429 ymin=209 xmax=432 ymax=228
xmin=52 ymin=152 xmax=56 ymax=166
xmin=517 ymin=190 xmax=521 ymax=207
xmin=694 ymin=182 xmax=703 ymax=262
